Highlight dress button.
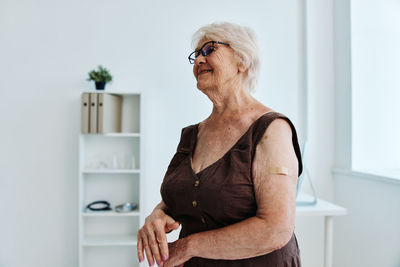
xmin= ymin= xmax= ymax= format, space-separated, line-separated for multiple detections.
xmin=194 ymin=180 xmax=200 ymax=187
xmin=192 ymin=201 xmax=197 ymax=207
xmin=201 ymin=217 xmax=206 ymax=224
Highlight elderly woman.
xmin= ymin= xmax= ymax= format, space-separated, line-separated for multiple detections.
xmin=137 ymin=22 xmax=303 ymax=267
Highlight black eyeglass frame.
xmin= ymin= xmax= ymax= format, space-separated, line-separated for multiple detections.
xmin=188 ymin=41 xmax=230 ymax=64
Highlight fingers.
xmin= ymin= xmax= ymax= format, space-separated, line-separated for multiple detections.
xmin=143 ymin=234 xmax=155 ymax=266
xmin=137 ymin=233 xmax=144 ymax=263
xmin=138 ymin=229 xmax=155 ymax=266
xmin=165 ymin=221 xmax=180 ymax=232
xmin=145 ymin=223 xmax=163 ymax=266
xmin=155 ymin=227 xmax=169 ymax=261
xmin=137 ymin=226 xmax=160 ymax=266
xmin=171 ymin=221 xmax=180 ymax=230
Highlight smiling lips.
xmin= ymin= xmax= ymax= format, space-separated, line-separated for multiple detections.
xmin=198 ymin=69 xmax=213 ymax=75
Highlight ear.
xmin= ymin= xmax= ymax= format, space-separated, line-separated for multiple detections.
xmin=237 ymin=61 xmax=247 ymax=73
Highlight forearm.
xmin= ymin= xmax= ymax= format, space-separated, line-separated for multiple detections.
xmin=154 ymin=200 xmax=167 ymax=212
xmin=186 ymin=216 xmax=293 ymax=260
xmin=150 ymin=200 xmax=169 ymax=216
xmin=146 ymin=200 xmax=170 ymax=223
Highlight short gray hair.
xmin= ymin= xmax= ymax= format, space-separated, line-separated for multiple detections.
xmin=192 ymin=22 xmax=261 ymax=93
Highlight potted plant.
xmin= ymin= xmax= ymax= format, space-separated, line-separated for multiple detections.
xmin=87 ymin=65 xmax=113 ymax=90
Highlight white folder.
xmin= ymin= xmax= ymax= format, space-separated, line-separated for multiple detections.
xmin=89 ymin=93 xmax=98 ymax=133
xmin=81 ymin=93 xmax=90 ymax=134
xmin=97 ymin=93 xmax=122 ymax=133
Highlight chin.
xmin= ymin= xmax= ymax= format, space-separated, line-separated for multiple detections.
xmin=196 ymin=81 xmax=213 ymax=92
xmin=196 ymin=83 xmax=210 ymax=93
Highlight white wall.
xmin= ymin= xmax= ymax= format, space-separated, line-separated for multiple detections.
xmin=0 ymin=1 xmax=336 ymax=267
xmin=333 ymin=170 xmax=400 ymax=267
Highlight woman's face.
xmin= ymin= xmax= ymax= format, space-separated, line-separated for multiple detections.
xmin=193 ymin=39 xmax=243 ymax=94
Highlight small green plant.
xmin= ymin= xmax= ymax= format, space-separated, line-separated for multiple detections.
xmin=87 ymin=65 xmax=113 ymax=83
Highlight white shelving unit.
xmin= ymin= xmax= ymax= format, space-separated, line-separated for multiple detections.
xmin=78 ymin=91 xmax=143 ymax=267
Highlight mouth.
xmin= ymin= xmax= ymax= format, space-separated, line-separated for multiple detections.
xmin=198 ymin=69 xmax=213 ymax=76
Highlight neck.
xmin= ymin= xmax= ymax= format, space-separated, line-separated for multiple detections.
xmin=207 ymin=85 xmax=257 ymax=120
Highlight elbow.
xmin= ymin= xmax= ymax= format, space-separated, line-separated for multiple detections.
xmin=271 ymin=227 xmax=294 ymax=252
xmin=254 ymin=215 xmax=295 ymax=254
xmin=258 ymin=226 xmax=294 ymax=253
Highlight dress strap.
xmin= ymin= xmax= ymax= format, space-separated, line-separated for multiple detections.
xmin=176 ymin=125 xmax=197 ymax=153
xmin=251 ymin=112 xmax=303 ymax=177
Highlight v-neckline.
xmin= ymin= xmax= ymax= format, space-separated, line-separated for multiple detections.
xmin=189 ymin=111 xmax=275 ymax=176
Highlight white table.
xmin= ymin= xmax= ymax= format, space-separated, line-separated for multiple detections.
xmin=295 ymin=193 xmax=347 ymax=267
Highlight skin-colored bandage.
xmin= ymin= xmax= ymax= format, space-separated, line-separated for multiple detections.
xmin=268 ymin=166 xmax=289 ymax=176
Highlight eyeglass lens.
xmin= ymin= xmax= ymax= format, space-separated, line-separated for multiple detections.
xmin=201 ymin=43 xmax=215 ymax=56
xmin=189 ymin=42 xmax=215 ymax=63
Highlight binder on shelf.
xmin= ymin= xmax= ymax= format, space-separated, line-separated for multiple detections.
xmin=97 ymin=93 xmax=122 ymax=133
xmin=89 ymin=93 xmax=98 ymax=133
xmin=81 ymin=93 xmax=90 ymax=134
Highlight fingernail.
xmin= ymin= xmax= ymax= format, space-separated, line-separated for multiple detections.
xmin=157 ymin=261 xmax=161 ymax=266
xmin=162 ymin=255 xmax=167 ymax=261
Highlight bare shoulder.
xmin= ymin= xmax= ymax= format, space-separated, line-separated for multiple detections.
xmin=259 ymin=117 xmax=293 ymax=146
xmin=253 ymin=116 xmax=298 ymax=179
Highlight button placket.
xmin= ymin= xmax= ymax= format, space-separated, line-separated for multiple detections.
xmin=191 ymin=168 xmax=201 ymax=210
xmin=191 ymin=173 xmax=207 ymax=226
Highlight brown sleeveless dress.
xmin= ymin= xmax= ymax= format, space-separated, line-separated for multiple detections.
xmin=160 ymin=112 xmax=303 ymax=266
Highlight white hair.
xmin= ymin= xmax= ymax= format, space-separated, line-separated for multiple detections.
xmin=192 ymin=22 xmax=261 ymax=93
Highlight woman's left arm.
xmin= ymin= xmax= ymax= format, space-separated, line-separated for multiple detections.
xmin=163 ymin=118 xmax=299 ymax=267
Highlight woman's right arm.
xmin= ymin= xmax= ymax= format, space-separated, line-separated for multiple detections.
xmin=137 ymin=200 xmax=180 ymax=266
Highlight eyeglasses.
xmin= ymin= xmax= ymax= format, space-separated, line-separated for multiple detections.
xmin=188 ymin=41 xmax=230 ymax=64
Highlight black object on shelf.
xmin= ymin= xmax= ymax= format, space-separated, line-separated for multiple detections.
xmin=86 ymin=200 xmax=112 ymax=211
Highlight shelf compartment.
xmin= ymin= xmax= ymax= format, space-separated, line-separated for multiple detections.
xmin=82 ymin=135 xmax=140 ymax=170
xmin=83 ymin=234 xmax=138 ymax=246
xmin=82 ymin=174 xmax=140 ymax=211
xmin=83 ymin=246 xmax=139 ymax=267
xmin=83 ymin=216 xmax=139 ymax=244
xmin=81 ymin=92 xmax=140 ymax=134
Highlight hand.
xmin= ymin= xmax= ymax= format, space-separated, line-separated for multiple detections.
xmin=162 ymin=238 xmax=192 ymax=267
xmin=137 ymin=208 xmax=180 ymax=266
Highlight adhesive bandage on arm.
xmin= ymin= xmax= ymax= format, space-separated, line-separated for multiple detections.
xmin=268 ymin=166 xmax=289 ymax=176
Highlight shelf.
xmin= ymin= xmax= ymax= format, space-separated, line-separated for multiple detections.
xmin=79 ymin=92 xmax=142 ymax=267
xmin=82 ymin=234 xmax=138 ymax=247
xmin=82 ymin=169 xmax=140 ymax=174
xmin=81 ymin=90 xmax=141 ymax=96
xmin=82 ymin=133 xmax=140 ymax=137
xmin=82 ymin=211 xmax=140 ymax=217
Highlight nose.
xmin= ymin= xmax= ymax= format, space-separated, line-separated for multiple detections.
xmin=194 ymin=54 xmax=206 ymax=65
